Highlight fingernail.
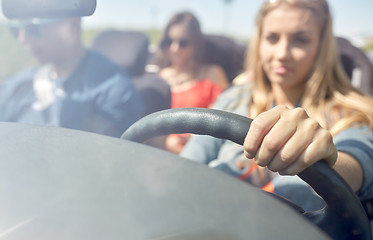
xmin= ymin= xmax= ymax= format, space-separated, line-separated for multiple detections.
xmin=244 ymin=150 xmax=254 ymax=159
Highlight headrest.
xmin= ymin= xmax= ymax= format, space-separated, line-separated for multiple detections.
xmin=203 ymin=34 xmax=247 ymax=82
xmin=336 ymin=36 xmax=373 ymax=93
xmin=91 ymin=30 xmax=149 ymax=77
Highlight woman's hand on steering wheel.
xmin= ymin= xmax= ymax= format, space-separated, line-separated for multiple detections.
xmin=243 ymin=105 xmax=337 ymax=175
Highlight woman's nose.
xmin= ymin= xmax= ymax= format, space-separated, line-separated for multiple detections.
xmin=275 ymin=39 xmax=291 ymax=60
xmin=169 ymin=42 xmax=181 ymax=52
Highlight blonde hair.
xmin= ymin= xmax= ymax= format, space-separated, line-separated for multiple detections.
xmin=247 ymin=0 xmax=373 ymax=135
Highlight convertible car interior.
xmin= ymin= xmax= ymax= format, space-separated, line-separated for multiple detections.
xmin=1 ymin=0 xmax=373 ymax=239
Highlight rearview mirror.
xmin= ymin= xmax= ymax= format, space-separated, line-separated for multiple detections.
xmin=2 ymin=0 xmax=96 ymax=19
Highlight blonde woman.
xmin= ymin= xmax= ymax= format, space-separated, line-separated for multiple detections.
xmin=181 ymin=0 xmax=373 ymax=210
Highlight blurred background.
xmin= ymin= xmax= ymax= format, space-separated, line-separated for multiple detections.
xmin=0 ymin=0 xmax=372 ymax=80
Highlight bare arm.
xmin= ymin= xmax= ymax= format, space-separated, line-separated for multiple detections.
xmin=333 ymin=152 xmax=363 ymax=192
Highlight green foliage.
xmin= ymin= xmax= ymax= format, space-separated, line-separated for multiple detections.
xmin=82 ymin=27 xmax=163 ymax=46
xmin=82 ymin=27 xmax=103 ymax=46
xmin=363 ymin=42 xmax=373 ymax=52
xmin=144 ymin=28 xmax=163 ymax=46
xmin=0 ymin=24 xmax=38 ymax=80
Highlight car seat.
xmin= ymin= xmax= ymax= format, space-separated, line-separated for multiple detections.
xmin=91 ymin=30 xmax=171 ymax=116
xmin=336 ymin=36 xmax=373 ymax=95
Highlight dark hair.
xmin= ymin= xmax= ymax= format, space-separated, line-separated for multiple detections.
xmin=154 ymin=11 xmax=205 ymax=69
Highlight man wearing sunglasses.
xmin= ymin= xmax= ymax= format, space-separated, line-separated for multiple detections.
xmin=0 ymin=17 xmax=144 ymax=137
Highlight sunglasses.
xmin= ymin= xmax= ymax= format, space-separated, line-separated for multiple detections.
xmin=164 ymin=38 xmax=191 ymax=49
xmin=7 ymin=18 xmax=65 ymax=39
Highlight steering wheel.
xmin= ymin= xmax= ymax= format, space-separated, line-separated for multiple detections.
xmin=121 ymin=108 xmax=372 ymax=240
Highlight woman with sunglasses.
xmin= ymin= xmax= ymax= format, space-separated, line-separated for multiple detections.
xmin=154 ymin=11 xmax=230 ymax=154
xmin=181 ymin=0 xmax=373 ymax=210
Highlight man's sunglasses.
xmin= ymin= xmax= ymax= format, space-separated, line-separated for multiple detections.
xmin=7 ymin=18 xmax=65 ymax=39
xmin=164 ymin=38 xmax=191 ymax=49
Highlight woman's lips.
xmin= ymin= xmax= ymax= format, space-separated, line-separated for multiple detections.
xmin=273 ymin=66 xmax=290 ymax=75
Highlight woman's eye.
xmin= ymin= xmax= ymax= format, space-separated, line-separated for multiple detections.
xmin=293 ymin=36 xmax=309 ymax=44
xmin=265 ymin=34 xmax=278 ymax=44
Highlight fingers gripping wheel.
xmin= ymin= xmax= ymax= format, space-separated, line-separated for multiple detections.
xmin=122 ymin=108 xmax=372 ymax=240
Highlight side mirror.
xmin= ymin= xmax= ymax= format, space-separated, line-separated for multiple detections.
xmin=2 ymin=0 xmax=96 ymax=19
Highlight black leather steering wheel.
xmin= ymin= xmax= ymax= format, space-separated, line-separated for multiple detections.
xmin=121 ymin=108 xmax=372 ymax=240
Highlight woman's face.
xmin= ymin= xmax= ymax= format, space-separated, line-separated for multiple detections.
xmin=167 ymin=23 xmax=194 ymax=66
xmin=259 ymin=4 xmax=320 ymax=91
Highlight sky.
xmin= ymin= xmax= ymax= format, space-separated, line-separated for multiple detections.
xmin=79 ymin=0 xmax=373 ymax=43
xmin=1 ymin=0 xmax=373 ymax=44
